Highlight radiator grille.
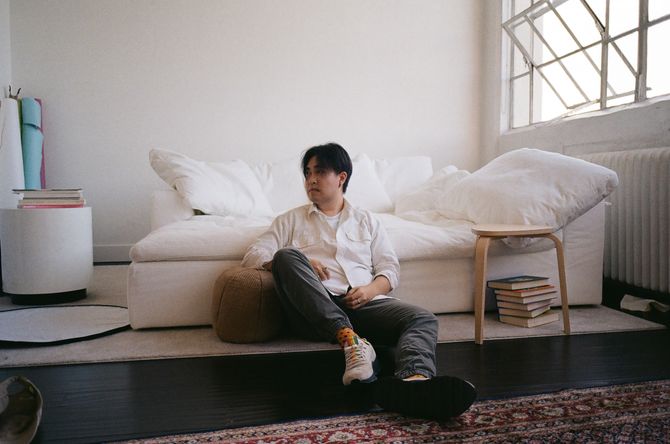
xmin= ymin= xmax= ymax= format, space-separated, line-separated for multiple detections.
xmin=579 ymin=147 xmax=670 ymax=293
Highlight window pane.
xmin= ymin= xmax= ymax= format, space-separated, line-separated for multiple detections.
xmin=514 ymin=0 xmax=532 ymax=16
xmin=532 ymin=9 xmax=579 ymax=58
xmin=510 ymin=1 xmax=557 ymax=65
xmin=609 ymin=0 xmax=639 ymax=38
xmin=586 ymin=43 xmax=602 ymax=68
xmin=531 ymin=28 xmax=557 ymax=65
xmin=512 ymin=75 xmax=530 ymax=128
xmin=513 ymin=45 xmax=529 ymax=76
xmin=562 ymin=51 xmax=601 ymax=101
xmin=607 ymin=34 xmax=637 ymax=98
xmin=509 ymin=19 xmax=532 ymax=59
xmin=647 ymin=20 xmax=670 ymax=98
xmin=578 ymin=103 xmax=602 ymax=114
xmin=540 ymin=62 xmax=585 ymax=107
xmin=608 ymin=93 xmax=636 ymax=106
xmin=584 ymin=0 xmax=607 ymax=28
xmin=555 ymin=0 xmax=602 ymax=47
xmin=535 ymin=74 xmax=567 ymax=122
xmin=585 ymin=43 xmax=619 ymax=98
xmin=511 ymin=20 xmax=551 ymax=65
xmin=649 ymin=0 xmax=670 ymax=21
xmin=613 ymin=32 xmax=638 ymax=73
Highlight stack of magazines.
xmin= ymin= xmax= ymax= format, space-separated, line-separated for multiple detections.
xmin=13 ymin=188 xmax=85 ymax=208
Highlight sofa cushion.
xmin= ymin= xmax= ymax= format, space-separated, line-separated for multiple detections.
xmin=253 ymin=154 xmax=396 ymax=214
xmin=129 ymin=217 xmax=271 ymax=262
xmin=130 ymin=212 xmax=555 ymax=264
xmin=436 ymin=148 xmax=619 ymax=229
xmin=211 ymin=266 xmax=284 ymax=343
xmin=346 ymin=154 xmax=394 ymax=213
xmin=150 ymin=148 xmax=274 ymax=217
xmin=252 ymin=157 xmax=309 ymax=214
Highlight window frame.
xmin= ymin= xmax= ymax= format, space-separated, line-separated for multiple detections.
xmin=502 ymin=0 xmax=670 ymax=129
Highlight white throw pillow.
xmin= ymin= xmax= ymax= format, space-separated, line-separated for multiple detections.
xmin=436 ymin=148 xmax=619 ymax=229
xmin=150 ymin=149 xmax=274 ymax=217
xmin=373 ymin=156 xmax=433 ymax=201
xmin=252 ymin=157 xmax=309 ymax=214
xmin=346 ymin=154 xmax=394 ymax=213
xmin=395 ymin=165 xmax=470 ymax=214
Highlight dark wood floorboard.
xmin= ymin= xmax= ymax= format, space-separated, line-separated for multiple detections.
xmin=1 ymin=329 xmax=669 ymax=443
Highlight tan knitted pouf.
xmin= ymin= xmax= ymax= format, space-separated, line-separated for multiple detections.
xmin=211 ymin=266 xmax=284 ymax=343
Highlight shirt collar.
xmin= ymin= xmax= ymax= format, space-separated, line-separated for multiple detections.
xmin=307 ymin=198 xmax=352 ymax=218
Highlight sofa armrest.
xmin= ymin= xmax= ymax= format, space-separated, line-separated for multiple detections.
xmin=150 ymin=189 xmax=194 ymax=231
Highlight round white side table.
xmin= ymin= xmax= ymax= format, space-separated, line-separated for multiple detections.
xmin=0 ymin=207 xmax=93 ymax=304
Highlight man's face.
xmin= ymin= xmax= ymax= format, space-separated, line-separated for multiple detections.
xmin=304 ymin=156 xmax=346 ymax=206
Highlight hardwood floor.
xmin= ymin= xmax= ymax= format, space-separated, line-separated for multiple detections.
xmin=1 ymin=329 xmax=669 ymax=443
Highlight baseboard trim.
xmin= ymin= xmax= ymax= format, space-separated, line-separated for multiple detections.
xmin=94 ymin=245 xmax=132 ymax=263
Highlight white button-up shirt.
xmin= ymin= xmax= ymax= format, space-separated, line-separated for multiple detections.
xmin=242 ymin=200 xmax=400 ymax=298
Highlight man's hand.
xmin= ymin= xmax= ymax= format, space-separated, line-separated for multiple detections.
xmin=344 ymin=276 xmax=391 ymax=309
xmin=310 ymin=258 xmax=330 ymax=281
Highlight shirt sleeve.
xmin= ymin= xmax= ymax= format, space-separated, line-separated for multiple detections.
xmin=369 ymin=214 xmax=400 ymax=290
xmin=241 ymin=214 xmax=289 ymax=269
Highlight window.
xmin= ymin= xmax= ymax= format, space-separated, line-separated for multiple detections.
xmin=503 ymin=0 xmax=670 ymax=129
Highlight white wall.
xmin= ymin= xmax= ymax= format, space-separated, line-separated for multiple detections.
xmin=479 ymin=1 xmax=503 ymax=164
xmin=9 ymin=0 xmax=483 ymax=261
xmin=480 ymin=1 xmax=670 ymax=160
xmin=0 ymin=0 xmax=10 ymax=93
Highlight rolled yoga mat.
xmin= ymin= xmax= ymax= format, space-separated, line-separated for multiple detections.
xmin=0 ymin=98 xmax=25 ymax=208
xmin=37 ymin=98 xmax=46 ymax=187
xmin=21 ymin=97 xmax=44 ymax=189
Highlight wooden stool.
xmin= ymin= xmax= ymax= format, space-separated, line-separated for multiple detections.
xmin=471 ymin=224 xmax=571 ymax=345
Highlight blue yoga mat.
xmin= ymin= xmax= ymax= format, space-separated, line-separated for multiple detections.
xmin=21 ymin=97 xmax=44 ymax=189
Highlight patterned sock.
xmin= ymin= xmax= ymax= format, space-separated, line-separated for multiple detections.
xmin=336 ymin=327 xmax=359 ymax=348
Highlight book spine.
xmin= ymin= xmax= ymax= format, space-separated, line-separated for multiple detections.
xmin=19 ymin=199 xmax=85 ymax=204
xmin=20 ymin=194 xmax=83 ymax=199
xmin=19 ymin=204 xmax=85 ymax=208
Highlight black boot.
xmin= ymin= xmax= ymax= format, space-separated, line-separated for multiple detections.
xmin=373 ymin=375 xmax=477 ymax=420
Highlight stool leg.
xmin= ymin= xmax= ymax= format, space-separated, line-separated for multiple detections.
xmin=473 ymin=236 xmax=491 ymax=345
xmin=547 ymin=233 xmax=571 ymax=334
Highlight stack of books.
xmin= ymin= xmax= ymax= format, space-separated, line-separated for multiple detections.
xmin=488 ymin=275 xmax=559 ymax=327
xmin=13 ymin=188 xmax=85 ymax=209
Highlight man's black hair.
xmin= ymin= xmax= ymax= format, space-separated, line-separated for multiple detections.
xmin=301 ymin=143 xmax=353 ymax=193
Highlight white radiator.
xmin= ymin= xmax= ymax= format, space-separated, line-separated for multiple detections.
xmin=579 ymin=147 xmax=670 ymax=293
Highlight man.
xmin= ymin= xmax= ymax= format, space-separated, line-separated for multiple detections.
xmin=242 ymin=143 xmax=476 ymax=420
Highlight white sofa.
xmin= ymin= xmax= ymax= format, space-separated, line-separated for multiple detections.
xmin=127 ymin=149 xmax=618 ymax=329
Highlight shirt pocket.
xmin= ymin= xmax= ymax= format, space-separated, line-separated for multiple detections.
xmin=292 ymin=232 xmax=322 ymax=253
xmin=344 ymin=227 xmax=373 ymax=264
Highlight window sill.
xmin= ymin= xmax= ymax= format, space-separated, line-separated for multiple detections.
xmin=503 ymin=93 xmax=670 ymax=137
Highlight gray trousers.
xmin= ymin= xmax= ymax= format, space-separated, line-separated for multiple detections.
xmin=271 ymin=248 xmax=438 ymax=379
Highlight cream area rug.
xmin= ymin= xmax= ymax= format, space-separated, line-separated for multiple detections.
xmin=0 ymin=305 xmax=129 ymax=343
xmin=0 ymin=265 xmax=664 ymax=368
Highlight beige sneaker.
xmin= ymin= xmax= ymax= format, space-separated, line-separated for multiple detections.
xmin=342 ymin=337 xmax=379 ymax=385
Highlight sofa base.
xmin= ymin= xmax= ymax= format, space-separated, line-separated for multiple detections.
xmin=128 ymin=204 xmax=605 ymax=329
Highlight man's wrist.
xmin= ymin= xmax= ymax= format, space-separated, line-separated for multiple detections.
xmin=372 ymin=275 xmax=392 ymax=294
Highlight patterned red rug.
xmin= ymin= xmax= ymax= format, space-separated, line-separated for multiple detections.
xmin=118 ymin=379 xmax=670 ymax=443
